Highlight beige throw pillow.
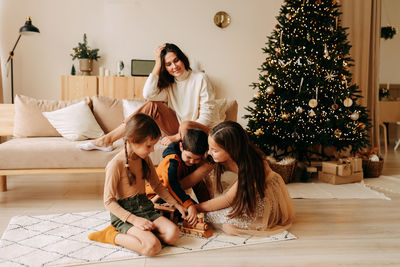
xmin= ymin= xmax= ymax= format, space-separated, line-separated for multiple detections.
xmin=42 ymin=101 xmax=104 ymax=141
xmin=13 ymin=94 xmax=91 ymax=137
xmin=91 ymin=96 xmax=124 ymax=133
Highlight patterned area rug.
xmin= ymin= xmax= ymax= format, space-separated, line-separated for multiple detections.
xmin=0 ymin=210 xmax=296 ymax=267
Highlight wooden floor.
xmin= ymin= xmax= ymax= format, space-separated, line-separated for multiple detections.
xmin=1 ymin=150 xmax=399 ymax=266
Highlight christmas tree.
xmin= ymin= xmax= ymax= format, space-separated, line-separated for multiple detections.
xmin=245 ymin=0 xmax=371 ymax=161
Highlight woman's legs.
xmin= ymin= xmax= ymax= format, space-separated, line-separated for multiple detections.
xmin=115 ymin=226 xmax=162 ymax=256
xmin=91 ymin=123 xmax=125 ymax=147
xmin=89 ymin=101 xmax=180 ymax=148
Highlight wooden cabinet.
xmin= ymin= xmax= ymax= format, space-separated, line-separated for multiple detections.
xmin=61 ymin=75 xmax=148 ymax=100
xmin=61 ymin=76 xmax=97 ymax=100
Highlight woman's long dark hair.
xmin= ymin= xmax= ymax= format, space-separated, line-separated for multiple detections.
xmin=210 ymin=121 xmax=267 ymax=218
xmin=124 ymin=113 xmax=161 ymax=185
xmin=158 ymin=43 xmax=191 ymax=89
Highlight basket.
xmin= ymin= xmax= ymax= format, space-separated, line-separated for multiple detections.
xmin=362 ymin=159 xmax=384 ymax=178
xmin=268 ymin=160 xmax=297 ymax=184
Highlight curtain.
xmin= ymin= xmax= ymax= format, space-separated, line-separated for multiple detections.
xmin=340 ymin=0 xmax=382 ymax=150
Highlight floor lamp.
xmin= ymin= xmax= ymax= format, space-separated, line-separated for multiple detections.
xmin=6 ymin=17 xmax=40 ymax=103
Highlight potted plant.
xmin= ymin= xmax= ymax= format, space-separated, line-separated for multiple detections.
xmin=71 ymin=33 xmax=100 ymax=75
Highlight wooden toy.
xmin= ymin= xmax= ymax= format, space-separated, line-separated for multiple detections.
xmin=179 ymin=213 xmax=213 ymax=238
xmin=153 ymin=203 xmax=178 ymax=223
xmin=154 ymin=204 xmax=213 ymax=238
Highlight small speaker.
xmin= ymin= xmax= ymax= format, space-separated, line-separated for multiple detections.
xmin=131 ymin=59 xmax=155 ymax=76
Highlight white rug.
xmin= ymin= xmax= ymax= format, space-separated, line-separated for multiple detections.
xmin=0 ymin=210 xmax=296 ymax=267
xmin=364 ymin=175 xmax=400 ymax=194
xmin=287 ymin=181 xmax=390 ymax=200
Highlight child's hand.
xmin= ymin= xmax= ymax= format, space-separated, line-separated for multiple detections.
xmin=131 ymin=216 xmax=155 ymax=231
xmin=174 ymin=203 xmax=187 ymax=219
xmin=186 ymin=205 xmax=198 ymax=226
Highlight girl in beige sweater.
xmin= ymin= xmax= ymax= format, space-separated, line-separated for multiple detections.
xmin=196 ymin=121 xmax=295 ymax=236
xmin=90 ymin=113 xmax=186 ymax=256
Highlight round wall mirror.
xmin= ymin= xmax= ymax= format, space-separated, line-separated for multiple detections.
xmin=214 ymin=11 xmax=231 ymax=28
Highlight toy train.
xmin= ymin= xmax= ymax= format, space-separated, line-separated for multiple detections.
xmin=153 ymin=204 xmax=213 ymax=238
xmin=179 ymin=213 xmax=213 ymax=238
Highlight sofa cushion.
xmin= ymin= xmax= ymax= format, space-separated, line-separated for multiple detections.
xmin=122 ymin=98 xmax=146 ymax=119
xmin=0 ymin=137 xmax=166 ymax=170
xmin=225 ymin=99 xmax=238 ymax=122
xmin=91 ymin=96 xmax=124 ymax=133
xmin=42 ymin=101 xmax=105 ymax=141
xmin=0 ymin=137 xmax=122 ymax=169
xmin=14 ymin=94 xmax=91 ymax=137
xmin=215 ymin=99 xmax=228 ymax=122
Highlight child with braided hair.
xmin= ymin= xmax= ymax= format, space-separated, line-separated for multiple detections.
xmin=89 ymin=113 xmax=186 ymax=256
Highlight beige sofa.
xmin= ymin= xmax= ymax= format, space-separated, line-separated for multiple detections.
xmin=0 ymin=95 xmax=238 ymax=192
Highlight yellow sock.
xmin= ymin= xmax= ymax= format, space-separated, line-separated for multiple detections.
xmin=88 ymin=225 xmax=118 ymax=245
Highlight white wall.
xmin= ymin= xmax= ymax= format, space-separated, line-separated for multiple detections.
xmin=0 ymin=0 xmax=283 ymax=126
xmin=380 ymin=0 xmax=400 ymax=84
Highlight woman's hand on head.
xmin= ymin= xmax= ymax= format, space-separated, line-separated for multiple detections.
xmin=152 ymin=44 xmax=165 ymax=76
xmin=154 ymin=44 xmax=166 ymax=63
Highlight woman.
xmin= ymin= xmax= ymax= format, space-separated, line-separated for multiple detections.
xmin=80 ymin=43 xmax=219 ymax=151
xmin=196 ymin=121 xmax=295 ymax=236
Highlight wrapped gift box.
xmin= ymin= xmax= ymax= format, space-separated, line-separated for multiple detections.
xmin=318 ymin=171 xmax=363 ymax=185
xmin=322 ymin=161 xmax=352 ymax=176
xmin=339 ymin=157 xmax=363 ymax=173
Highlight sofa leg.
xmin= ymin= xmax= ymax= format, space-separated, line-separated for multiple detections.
xmin=0 ymin=175 xmax=6 ymax=192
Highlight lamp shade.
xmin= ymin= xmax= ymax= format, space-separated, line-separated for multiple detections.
xmin=19 ymin=17 xmax=40 ymax=34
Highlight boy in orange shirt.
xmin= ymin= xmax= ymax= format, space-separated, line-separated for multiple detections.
xmin=146 ymin=129 xmax=212 ymax=226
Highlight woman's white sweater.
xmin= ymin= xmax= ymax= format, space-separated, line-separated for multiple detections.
xmin=142 ymin=70 xmax=218 ymax=127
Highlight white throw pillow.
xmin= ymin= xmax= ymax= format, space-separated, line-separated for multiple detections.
xmin=42 ymin=101 xmax=104 ymax=141
xmin=122 ymin=99 xmax=145 ymax=119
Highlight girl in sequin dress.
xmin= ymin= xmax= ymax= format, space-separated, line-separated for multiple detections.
xmin=196 ymin=121 xmax=295 ymax=236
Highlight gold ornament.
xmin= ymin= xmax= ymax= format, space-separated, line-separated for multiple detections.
xmin=266 ymin=86 xmax=275 ymax=94
xmin=281 ymin=113 xmax=290 ymax=119
xmin=356 ymin=122 xmax=365 ymax=130
xmin=343 ymin=97 xmax=353 ymax=107
xmin=334 ymin=129 xmax=342 ymax=138
xmin=350 ymin=112 xmax=359 ymax=120
xmin=309 ymin=99 xmax=318 ymax=108
xmin=255 ymin=129 xmax=264 ymax=135
xmin=296 ymin=106 xmax=303 ymax=113
xmin=308 ymin=109 xmax=316 ymax=117
xmin=286 ymin=13 xmax=292 ymax=20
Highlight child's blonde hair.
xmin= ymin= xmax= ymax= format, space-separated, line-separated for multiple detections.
xmin=124 ymin=113 xmax=161 ymax=185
